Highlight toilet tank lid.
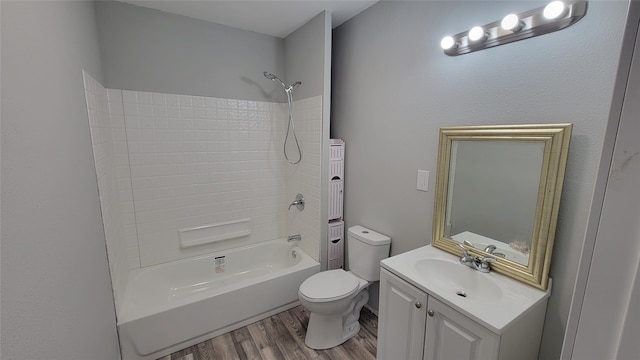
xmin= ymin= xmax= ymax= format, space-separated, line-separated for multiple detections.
xmin=348 ymin=226 xmax=391 ymax=245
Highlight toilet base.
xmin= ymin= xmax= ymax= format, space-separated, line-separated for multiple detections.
xmin=303 ymin=289 xmax=369 ymax=350
xmin=304 ymin=314 xmax=362 ymax=350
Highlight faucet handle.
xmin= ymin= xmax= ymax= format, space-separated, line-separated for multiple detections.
xmin=288 ymin=193 xmax=305 ymax=211
xmin=455 ymin=243 xmax=476 ymax=266
xmin=455 ymin=243 xmax=469 ymax=256
xmin=478 ymin=256 xmax=496 ymax=272
xmin=482 ymin=256 xmax=496 ymax=263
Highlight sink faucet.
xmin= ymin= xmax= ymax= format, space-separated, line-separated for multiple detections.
xmin=455 ymin=243 xmax=496 ymax=273
xmin=287 ymin=234 xmax=302 ymax=242
xmin=288 ymin=193 xmax=305 ymax=211
xmin=484 ymin=244 xmax=497 ymax=253
xmin=483 ymin=244 xmax=506 ymax=259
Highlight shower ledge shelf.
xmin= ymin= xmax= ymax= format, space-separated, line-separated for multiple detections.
xmin=179 ymin=218 xmax=252 ymax=248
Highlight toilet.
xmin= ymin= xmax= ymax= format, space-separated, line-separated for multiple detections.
xmin=298 ymin=225 xmax=391 ymax=349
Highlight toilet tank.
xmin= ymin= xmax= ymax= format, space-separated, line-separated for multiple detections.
xmin=347 ymin=226 xmax=391 ymax=281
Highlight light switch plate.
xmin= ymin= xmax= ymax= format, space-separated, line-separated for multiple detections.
xmin=417 ymin=170 xmax=429 ymax=192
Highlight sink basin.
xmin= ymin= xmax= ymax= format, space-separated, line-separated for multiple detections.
xmin=413 ymin=259 xmax=503 ymax=302
xmin=381 ymin=245 xmax=550 ymax=333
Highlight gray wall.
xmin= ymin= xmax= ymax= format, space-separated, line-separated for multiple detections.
xmin=1 ymin=1 xmax=121 ymax=359
xmin=331 ymin=1 xmax=628 ymax=359
xmin=95 ymin=0 xmax=285 ymax=102
xmin=284 ymin=11 xmax=328 ymax=100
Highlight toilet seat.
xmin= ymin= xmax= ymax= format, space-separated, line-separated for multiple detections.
xmin=299 ymin=270 xmax=360 ymax=303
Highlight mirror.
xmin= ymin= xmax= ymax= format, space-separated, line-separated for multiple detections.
xmin=432 ymin=124 xmax=572 ymax=290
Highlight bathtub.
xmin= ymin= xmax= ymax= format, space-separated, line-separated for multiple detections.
xmin=117 ymin=239 xmax=320 ymax=360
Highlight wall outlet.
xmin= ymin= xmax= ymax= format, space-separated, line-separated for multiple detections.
xmin=417 ymin=170 xmax=429 ymax=192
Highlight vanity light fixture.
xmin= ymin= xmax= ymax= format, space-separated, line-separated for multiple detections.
xmin=543 ymin=1 xmax=568 ymax=20
xmin=441 ymin=0 xmax=587 ymax=56
xmin=440 ymin=36 xmax=457 ymax=50
xmin=468 ymin=26 xmax=487 ymax=42
xmin=501 ymin=14 xmax=523 ymax=32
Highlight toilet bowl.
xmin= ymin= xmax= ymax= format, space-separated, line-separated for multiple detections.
xmin=298 ymin=226 xmax=391 ymax=349
xmin=298 ymin=269 xmax=369 ymax=349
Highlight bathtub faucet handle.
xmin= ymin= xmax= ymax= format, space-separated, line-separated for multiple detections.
xmin=288 ymin=193 xmax=305 ymax=211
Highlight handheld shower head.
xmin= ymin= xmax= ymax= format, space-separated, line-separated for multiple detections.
xmin=263 ymin=71 xmax=286 ymax=88
xmin=262 ymin=71 xmax=303 ymax=164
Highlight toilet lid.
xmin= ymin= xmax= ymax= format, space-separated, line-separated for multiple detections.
xmin=299 ymin=269 xmax=360 ymax=301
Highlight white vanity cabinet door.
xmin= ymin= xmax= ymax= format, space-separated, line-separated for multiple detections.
xmin=378 ymin=269 xmax=428 ymax=360
xmin=423 ymin=297 xmax=500 ymax=360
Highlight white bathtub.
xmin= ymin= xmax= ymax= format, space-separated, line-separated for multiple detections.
xmin=117 ymin=239 xmax=320 ymax=360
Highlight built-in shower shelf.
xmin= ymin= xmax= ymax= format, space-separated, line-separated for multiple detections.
xmin=179 ymin=218 xmax=252 ymax=248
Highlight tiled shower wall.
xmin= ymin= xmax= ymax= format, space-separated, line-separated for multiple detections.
xmin=285 ymin=97 xmax=322 ymax=261
xmin=106 ymin=90 xmax=140 ymax=268
xmin=83 ymin=71 xmax=322 ymax=303
xmin=82 ymin=72 xmax=129 ymax=309
xmin=121 ymin=89 xmax=289 ymax=266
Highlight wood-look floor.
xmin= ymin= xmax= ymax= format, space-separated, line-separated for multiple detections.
xmin=159 ymin=306 xmax=378 ymax=360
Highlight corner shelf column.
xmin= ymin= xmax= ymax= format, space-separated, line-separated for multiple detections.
xmin=328 ymin=139 xmax=345 ymax=270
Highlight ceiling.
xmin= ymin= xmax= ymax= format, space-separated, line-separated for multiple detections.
xmin=120 ymin=0 xmax=379 ymax=38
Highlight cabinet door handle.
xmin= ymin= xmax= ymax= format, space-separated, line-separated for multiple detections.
xmin=415 ymin=302 xmax=422 ymax=309
xmin=427 ymin=310 xmax=435 ymax=317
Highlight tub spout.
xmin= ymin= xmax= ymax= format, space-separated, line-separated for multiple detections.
xmin=288 ymin=234 xmax=302 ymax=242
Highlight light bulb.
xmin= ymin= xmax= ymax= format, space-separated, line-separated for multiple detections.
xmin=468 ymin=26 xmax=486 ymax=42
xmin=440 ymin=36 xmax=456 ymax=50
xmin=501 ymin=14 xmax=523 ymax=32
xmin=543 ymin=1 xmax=567 ymax=20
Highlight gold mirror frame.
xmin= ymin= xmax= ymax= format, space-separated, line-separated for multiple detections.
xmin=432 ymin=124 xmax=572 ymax=290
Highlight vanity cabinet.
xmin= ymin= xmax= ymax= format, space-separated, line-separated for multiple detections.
xmin=423 ymin=296 xmax=498 ymax=360
xmin=378 ymin=268 xmax=543 ymax=360
xmin=377 ymin=268 xmax=428 ymax=360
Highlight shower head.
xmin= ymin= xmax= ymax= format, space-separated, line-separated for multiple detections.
xmin=263 ymin=71 xmax=286 ymax=88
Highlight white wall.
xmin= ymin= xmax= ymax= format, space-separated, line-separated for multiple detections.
xmin=0 ymin=1 xmax=120 ymax=359
xmin=331 ymin=1 xmax=629 ymax=358
xmin=567 ymin=4 xmax=640 ymax=357
xmin=95 ymin=0 xmax=285 ymax=102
